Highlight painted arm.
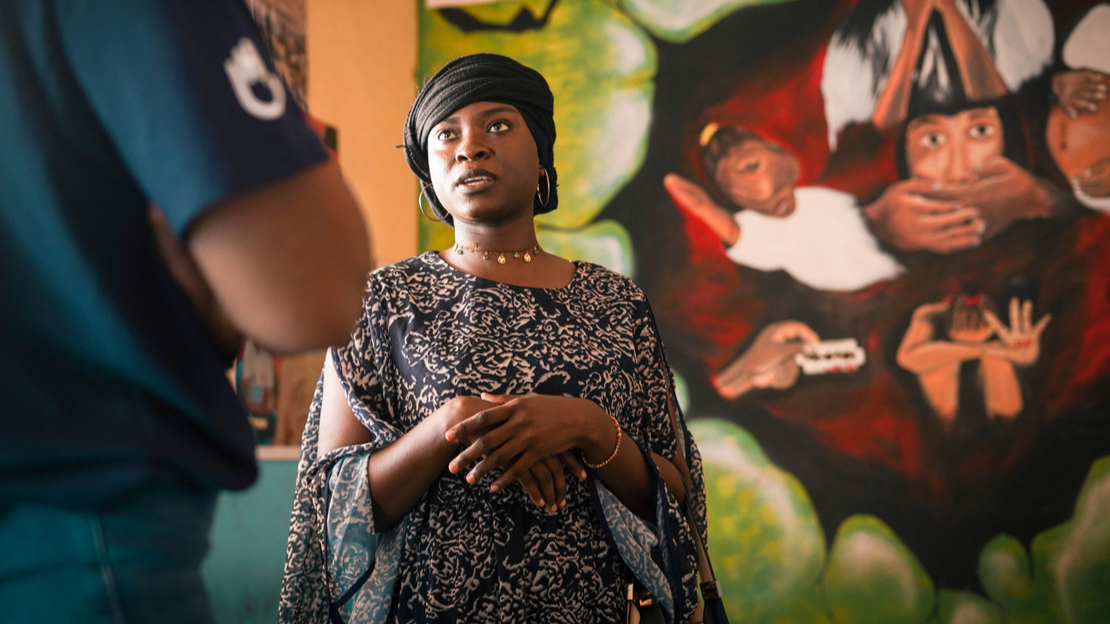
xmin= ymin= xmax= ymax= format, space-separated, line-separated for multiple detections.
xmin=873 ymin=0 xmax=1008 ymax=131
xmin=896 ymin=301 xmax=985 ymax=373
xmin=1052 ymin=69 xmax=1109 ymax=119
xmin=872 ymin=0 xmax=934 ymax=131
xmin=896 ymin=300 xmax=981 ymax=423
xmin=932 ymin=0 xmax=1008 ymax=101
xmin=714 ymin=321 xmax=820 ymax=399
xmin=664 ymin=173 xmax=741 ymax=246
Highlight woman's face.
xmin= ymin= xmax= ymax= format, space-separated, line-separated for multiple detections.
xmin=426 ymin=101 xmax=541 ymax=225
xmin=713 ymin=138 xmax=800 ymax=217
xmin=906 ymin=107 xmax=1004 ymax=185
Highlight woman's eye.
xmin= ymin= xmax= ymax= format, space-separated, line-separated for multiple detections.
xmin=434 ymin=129 xmax=456 ymax=142
xmin=920 ymin=132 xmax=947 ymax=149
xmin=968 ymin=123 xmax=997 ymax=140
xmin=488 ymin=120 xmax=510 ymax=132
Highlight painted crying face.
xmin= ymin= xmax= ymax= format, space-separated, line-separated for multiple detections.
xmin=906 ymin=107 xmax=1004 ymax=185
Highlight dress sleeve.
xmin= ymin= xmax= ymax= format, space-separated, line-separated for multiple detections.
xmin=53 ymin=0 xmax=327 ymax=234
xmin=278 ymin=274 xmax=403 ymax=623
xmin=621 ymin=295 xmax=709 ymax=624
xmin=634 ymin=299 xmax=708 ymax=546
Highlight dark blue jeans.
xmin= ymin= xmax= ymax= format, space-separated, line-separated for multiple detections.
xmin=0 ymin=481 xmax=217 ymax=624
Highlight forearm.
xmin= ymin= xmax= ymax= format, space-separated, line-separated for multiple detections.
xmin=318 ymin=354 xmax=458 ymax=531
xmin=578 ymin=404 xmax=656 ymax=520
xmin=189 ymin=162 xmax=370 ymax=354
xmin=366 ymin=414 xmax=458 ymax=530
xmin=652 ymin=452 xmax=687 ymax=508
xmin=980 ymin=357 xmax=1023 ymax=418
xmin=872 ymin=19 xmax=927 ymax=130
xmin=898 ymin=341 xmax=984 ymax=373
xmin=710 ymin=213 xmax=741 ymax=246
xmin=936 ymin=5 xmax=1007 ymax=98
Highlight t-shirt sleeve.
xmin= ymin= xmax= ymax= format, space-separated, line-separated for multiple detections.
xmin=53 ymin=0 xmax=328 ymax=234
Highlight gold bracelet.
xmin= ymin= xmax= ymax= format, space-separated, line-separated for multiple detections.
xmin=583 ymin=413 xmax=621 ymax=469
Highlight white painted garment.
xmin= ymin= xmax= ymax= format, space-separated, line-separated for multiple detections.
xmin=726 ymin=186 xmax=905 ymax=292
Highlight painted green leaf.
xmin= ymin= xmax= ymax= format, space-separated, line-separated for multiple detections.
xmin=929 ymin=589 xmax=1006 ymax=624
xmin=537 ymin=219 xmax=633 ymax=276
xmin=979 ymin=456 xmax=1110 ymax=624
xmin=690 ymin=418 xmax=828 ymax=623
xmin=823 ymin=515 xmax=935 ymax=624
xmin=616 ymin=0 xmax=796 ymax=43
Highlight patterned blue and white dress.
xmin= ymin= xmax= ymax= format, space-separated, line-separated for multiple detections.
xmin=278 ymin=252 xmax=706 ymax=624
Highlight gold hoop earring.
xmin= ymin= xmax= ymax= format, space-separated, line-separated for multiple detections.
xmin=418 ymin=183 xmax=446 ymax=223
xmin=536 ymin=168 xmax=551 ymax=209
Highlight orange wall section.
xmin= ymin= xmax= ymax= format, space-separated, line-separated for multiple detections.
xmin=306 ymin=0 xmax=418 ymax=268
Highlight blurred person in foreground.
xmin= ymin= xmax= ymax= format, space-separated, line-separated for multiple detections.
xmin=0 ymin=1 xmax=370 ymax=622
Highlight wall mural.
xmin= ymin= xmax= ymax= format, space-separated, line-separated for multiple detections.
xmin=418 ymin=1 xmax=1110 ymax=621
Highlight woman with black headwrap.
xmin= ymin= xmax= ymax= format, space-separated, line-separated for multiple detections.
xmin=278 ymin=53 xmax=705 ymax=623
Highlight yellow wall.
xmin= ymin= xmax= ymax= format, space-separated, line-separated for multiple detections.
xmin=306 ymin=0 xmax=419 ymax=267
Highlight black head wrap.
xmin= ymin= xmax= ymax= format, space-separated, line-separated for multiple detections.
xmin=403 ymin=53 xmax=558 ymax=224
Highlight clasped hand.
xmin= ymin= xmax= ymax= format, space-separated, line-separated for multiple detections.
xmin=443 ymin=393 xmax=592 ymax=513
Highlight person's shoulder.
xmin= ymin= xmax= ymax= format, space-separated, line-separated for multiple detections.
xmin=371 ymin=253 xmax=435 ymax=276
xmin=367 ymin=252 xmax=454 ymax=294
xmin=574 ymin=262 xmax=649 ymax=303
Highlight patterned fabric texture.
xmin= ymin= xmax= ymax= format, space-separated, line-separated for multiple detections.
xmin=278 ymin=252 xmax=707 ymax=623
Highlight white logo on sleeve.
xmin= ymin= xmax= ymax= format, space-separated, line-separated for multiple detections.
xmin=224 ymin=38 xmax=286 ymax=120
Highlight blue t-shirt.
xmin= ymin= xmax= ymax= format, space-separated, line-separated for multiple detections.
xmin=0 ymin=0 xmax=329 ymax=508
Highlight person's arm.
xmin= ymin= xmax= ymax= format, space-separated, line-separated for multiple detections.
xmin=56 ymin=2 xmax=371 ymax=353
xmin=896 ymin=301 xmax=985 ymax=373
xmin=664 ymin=173 xmax=741 ymax=245
xmin=978 ymin=357 xmax=1023 ymax=419
xmin=187 ymin=162 xmax=370 ymax=353
xmin=443 ymin=394 xmax=658 ymax=519
xmin=317 ymin=353 xmax=491 ymax=531
xmin=445 ymin=307 xmax=691 ymax=520
xmin=932 ymin=0 xmax=1008 ymax=101
xmin=872 ymin=0 xmax=933 ymax=131
xmin=713 ymin=320 xmax=820 ymax=399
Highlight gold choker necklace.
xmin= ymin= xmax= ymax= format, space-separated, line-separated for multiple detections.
xmin=453 ymin=242 xmax=542 ymax=265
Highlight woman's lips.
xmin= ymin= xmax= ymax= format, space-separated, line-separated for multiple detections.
xmin=456 ymin=169 xmax=497 ymax=191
